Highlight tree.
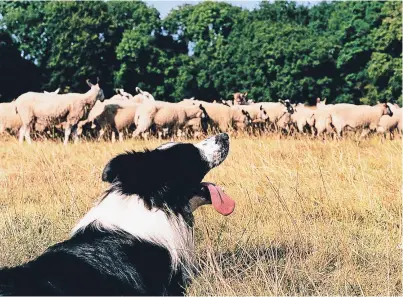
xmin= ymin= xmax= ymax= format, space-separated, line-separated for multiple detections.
xmin=0 ymin=1 xmax=400 ymax=105
xmin=328 ymin=1 xmax=385 ymax=104
xmin=367 ymin=1 xmax=402 ymax=104
xmin=0 ymin=31 xmax=41 ymax=102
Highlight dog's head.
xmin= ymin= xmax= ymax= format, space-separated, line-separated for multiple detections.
xmin=101 ymin=133 xmax=234 ymax=219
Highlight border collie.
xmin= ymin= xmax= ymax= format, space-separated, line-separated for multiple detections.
xmin=0 ymin=133 xmax=235 ymax=295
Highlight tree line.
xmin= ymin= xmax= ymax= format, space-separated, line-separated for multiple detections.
xmin=0 ymin=0 xmax=401 ymax=105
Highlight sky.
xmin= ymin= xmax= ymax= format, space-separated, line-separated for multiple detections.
xmin=143 ymin=0 xmax=317 ymax=19
xmin=144 ymin=1 xmax=260 ymax=18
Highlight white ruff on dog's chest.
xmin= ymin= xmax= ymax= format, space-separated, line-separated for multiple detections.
xmin=72 ymin=191 xmax=193 ymax=269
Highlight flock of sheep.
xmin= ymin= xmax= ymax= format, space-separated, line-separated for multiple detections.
xmin=0 ymin=79 xmax=401 ymax=144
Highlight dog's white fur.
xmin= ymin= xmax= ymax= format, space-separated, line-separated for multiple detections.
xmin=195 ymin=136 xmax=224 ymax=169
xmin=72 ymin=191 xmax=193 ymax=271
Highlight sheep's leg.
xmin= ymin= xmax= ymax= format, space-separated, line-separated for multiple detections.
xmin=71 ymin=126 xmax=79 ymax=144
xmin=63 ymin=125 xmax=72 ymax=145
xmin=24 ymin=126 xmax=32 ymax=144
xmin=111 ymin=132 xmax=116 ymax=143
xmin=142 ymin=132 xmax=149 ymax=140
xmin=390 ymin=130 xmax=395 ymax=140
xmin=119 ymin=131 xmax=124 ymax=142
xmin=98 ymin=129 xmax=105 ymax=142
xmin=72 ymin=131 xmax=79 ymax=144
xmin=110 ymin=127 xmax=119 ymax=143
xmin=359 ymin=128 xmax=370 ymax=141
xmin=18 ymin=126 xmax=26 ymax=144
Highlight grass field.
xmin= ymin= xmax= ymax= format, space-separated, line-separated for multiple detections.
xmin=0 ymin=135 xmax=401 ymax=295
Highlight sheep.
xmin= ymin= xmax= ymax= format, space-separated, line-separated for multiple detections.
xmin=183 ymin=117 xmax=211 ymax=139
xmin=223 ymin=100 xmax=234 ymax=106
xmin=178 ymin=98 xmax=204 ymax=106
xmin=132 ymin=87 xmax=156 ymax=103
xmin=43 ymin=88 xmax=60 ymax=95
xmin=230 ymin=106 xmax=252 ymax=132
xmin=179 ymin=100 xmax=251 ymax=133
xmin=277 ymin=111 xmax=293 ymax=135
xmin=132 ymin=102 xmax=207 ymax=139
xmin=16 ymin=78 xmax=105 ymax=144
xmin=233 ymin=92 xmax=248 ymax=105
xmin=290 ymin=103 xmax=315 ymax=134
xmin=259 ymin=100 xmax=295 ymax=132
xmin=108 ymin=89 xmax=130 ymax=101
xmin=232 ymin=104 xmax=266 ymax=134
xmin=76 ymin=97 xmax=139 ymax=138
xmin=234 ymin=104 xmax=268 ymax=123
xmin=329 ymin=103 xmax=393 ymax=139
xmin=155 ymin=103 xmax=207 ymax=139
xmin=377 ymin=106 xmax=402 ymax=140
xmin=0 ymin=101 xmax=22 ymax=136
xmin=94 ymin=103 xmax=141 ymax=143
xmin=191 ymin=102 xmax=233 ymax=132
xmin=308 ymin=109 xmax=333 ymax=139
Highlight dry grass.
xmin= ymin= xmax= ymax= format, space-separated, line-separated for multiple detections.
xmin=0 ymin=135 xmax=401 ymax=295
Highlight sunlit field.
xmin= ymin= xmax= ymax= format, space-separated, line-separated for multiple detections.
xmin=0 ymin=135 xmax=401 ymax=295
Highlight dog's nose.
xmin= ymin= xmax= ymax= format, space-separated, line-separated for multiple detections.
xmin=219 ymin=133 xmax=229 ymax=141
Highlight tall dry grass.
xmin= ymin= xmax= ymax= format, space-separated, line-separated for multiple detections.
xmin=0 ymin=135 xmax=401 ymax=295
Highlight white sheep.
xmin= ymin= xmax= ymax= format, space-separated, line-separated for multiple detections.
xmin=230 ymin=106 xmax=252 ymax=132
xmin=377 ymin=105 xmax=402 ymax=139
xmin=308 ymin=109 xmax=333 ymax=139
xmin=93 ymin=103 xmax=141 ymax=142
xmin=16 ymin=79 xmax=105 ymax=144
xmin=0 ymin=101 xmax=22 ymax=136
xmin=290 ymin=103 xmax=315 ymax=134
xmin=132 ymin=87 xmax=156 ymax=103
xmin=132 ymin=102 xmax=206 ymax=139
xmin=43 ymin=88 xmax=61 ymax=95
xmin=330 ymin=103 xmax=393 ymax=139
xmin=259 ymin=100 xmax=294 ymax=132
xmin=233 ymin=92 xmax=248 ymax=105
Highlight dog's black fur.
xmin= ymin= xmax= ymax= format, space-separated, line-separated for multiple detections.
xmin=0 ymin=134 xmax=229 ymax=296
xmin=102 ymin=143 xmax=210 ymax=216
xmin=0 ymin=227 xmax=184 ymax=295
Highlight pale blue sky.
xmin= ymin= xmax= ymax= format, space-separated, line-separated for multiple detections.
xmin=144 ymin=1 xmax=259 ymax=18
xmin=144 ymin=0 xmax=316 ymax=19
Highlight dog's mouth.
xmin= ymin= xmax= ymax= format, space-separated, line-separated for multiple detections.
xmin=189 ymin=182 xmax=235 ymax=216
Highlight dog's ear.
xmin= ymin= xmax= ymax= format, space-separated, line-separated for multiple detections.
xmin=102 ymin=152 xmax=142 ymax=183
xmin=102 ymin=155 xmax=124 ymax=182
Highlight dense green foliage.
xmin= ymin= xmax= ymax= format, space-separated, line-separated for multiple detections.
xmin=0 ymin=1 xmax=401 ymax=104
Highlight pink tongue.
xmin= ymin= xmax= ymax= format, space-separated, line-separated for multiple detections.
xmin=205 ymin=183 xmax=235 ymax=216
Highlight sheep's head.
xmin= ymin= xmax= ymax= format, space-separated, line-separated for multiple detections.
xmin=136 ymin=87 xmax=155 ymax=101
xmin=198 ymin=104 xmax=209 ymax=119
xmin=199 ymin=104 xmax=210 ymax=133
xmin=241 ymin=109 xmax=252 ymax=125
xmin=220 ymin=99 xmax=230 ymax=107
xmin=241 ymin=92 xmax=248 ymax=102
xmin=280 ymin=99 xmax=294 ymax=114
xmin=383 ymin=103 xmax=393 ymax=117
xmin=87 ymin=78 xmax=105 ymax=102
xmin=259 ymin=105 xmax=269 ymax=121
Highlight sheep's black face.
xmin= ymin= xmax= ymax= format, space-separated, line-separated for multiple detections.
xmin=102 ymin=134 xmax=230 ymax=215
xmin=97 ymin=88 xmax=105 ymax=102
xmin=242 ymin=110 xmax=253 ymax=125
xmin=284 ymin=102 xmax=294 ymax=114
xmin=385 ymin=103 xmax=393 ymax=117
